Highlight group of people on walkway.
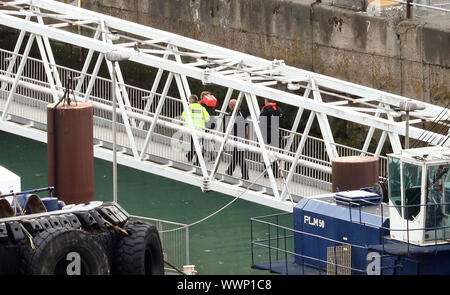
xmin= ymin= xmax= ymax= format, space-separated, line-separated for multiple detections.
xmin=181 ymin=92 xmax=284 ymax=180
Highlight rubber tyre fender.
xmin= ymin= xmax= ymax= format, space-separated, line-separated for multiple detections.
xmin=93 ymin=228 xmax=117 ymax=267
xmin=114 ymin=220 xmax=164 ymax=275
xmin=20 ymin=227 xmax=110 ymax=275
xmin=0 ymin=244 xmax=20 ymax=275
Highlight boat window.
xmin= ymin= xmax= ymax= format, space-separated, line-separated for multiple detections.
xmin=388 ymin=157 xmax=402 ymax=217
xmin=425 ymin=165 xmax=450 ymax=242
xmin=402 ymin=162 xmax=422 ymax=221
xmin=445 ymin=177 xmax=450 ymax=216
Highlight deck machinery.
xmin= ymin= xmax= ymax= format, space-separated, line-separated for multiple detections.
xmin=295 ymin=145 xmax=450 ymax=275
xmin=253 ymin=145 xmax=450 ymax=275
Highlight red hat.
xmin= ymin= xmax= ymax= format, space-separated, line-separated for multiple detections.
xmin=200 ymin=94 xmax=217 ymax=107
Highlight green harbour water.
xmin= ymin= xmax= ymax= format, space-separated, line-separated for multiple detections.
xmin=0 ymin=130 xmax=283 ymax=275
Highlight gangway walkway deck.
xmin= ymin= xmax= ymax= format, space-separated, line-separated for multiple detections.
xmin=0 ymin=0 xmax=449 ymax=212
xmin=0 ymin=75 xmax=331 ymax=208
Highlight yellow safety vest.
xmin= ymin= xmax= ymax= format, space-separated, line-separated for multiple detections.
xmin=182 ymin=103 xmax=210 ymax=131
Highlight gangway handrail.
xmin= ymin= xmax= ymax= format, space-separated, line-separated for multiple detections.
xmin=0 ymin=48 xmax=388 ymax=172
xmin=0 ymin=47 xmax=334 ymax=175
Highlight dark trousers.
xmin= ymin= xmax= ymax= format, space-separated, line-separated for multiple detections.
xmin=226 ymin=148 xmax=249 ymax=179
xmin=264 ymin=161 xmax=280 ymax=178
xmin=205 ymin=127 xmax=216 ymax=161
xmin=187 ymin=137 xmax=203 ymax=166
xmin=264 ymin=138 xmax=280 ymax=178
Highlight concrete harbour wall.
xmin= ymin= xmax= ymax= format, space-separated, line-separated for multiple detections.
xmin=82 ymin=0 xmax=449 ymax=106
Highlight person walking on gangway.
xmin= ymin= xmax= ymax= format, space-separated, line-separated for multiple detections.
xmin=260 ymin=98 xmax=284 ymax=178
xmin=225 ymin=99 xmax=249 ymax=180
xmin=199 ymin=91 xmax=218 ymax=161
xmin=182 ymin=94 xmax=210 ymax=166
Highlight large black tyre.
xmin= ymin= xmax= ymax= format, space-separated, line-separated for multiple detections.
xmin=114 ymin=220 xmax=164 ymax=275
xmin=93 ymin=228 xmax=117 ymax=267
xmin=20 ymin=227 xmax=110 ymax=275
xmin=0 ymin=245 xmax=20 ymax=275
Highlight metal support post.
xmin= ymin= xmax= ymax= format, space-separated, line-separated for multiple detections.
xmin=101 ymin=20 xmax=136 ymax=127
xmin=407 ymin=0 xmax=412 ymax=18
xmin=405 ymin=110 xmax=410 ymax=149
xmin=112 ymin=65 xmax=118 ymax=203
xmin=105 ymin=50 xmax=130 ymax=204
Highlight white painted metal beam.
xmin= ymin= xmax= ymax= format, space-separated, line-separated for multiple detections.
xmin=1 ymin=33 xmax=35 ymax=121
xmin=209 ymin=91 xmax=244 ymax=178
xmin=0 ymin=119 xmax=293 ymax=212
xmin=0 ymin=71 xmax=332 ymax=175
xmin=245 ymin=93 xmax=280 ymax=200
xmin=139 ymin=72 xmax=174 ymax=160
xmin=20 ymin=0 xmax=443 ymax=117
xmin=280 ymin=111 xmax=316 ymax=200
xmin=0 ymin=12 xmax=446 ymax=147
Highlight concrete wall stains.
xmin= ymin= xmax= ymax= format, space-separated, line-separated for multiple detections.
xmin=423 ymin=26 xmax=449 ymax=68
xmin=82 ymin=0 xmax=449 ymax=106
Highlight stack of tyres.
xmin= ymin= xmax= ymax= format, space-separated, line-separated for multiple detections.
xmin=0 ymin=202 xmax=165 ymax=275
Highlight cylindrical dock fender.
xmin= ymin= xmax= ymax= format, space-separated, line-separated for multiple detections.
xmin=332 ymin=156 xmax=379 ymax=192
xmin=47 ymin=102 xmax=94 ymax=204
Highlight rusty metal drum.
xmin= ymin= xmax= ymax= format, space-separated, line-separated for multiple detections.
xmin=47 ymin=102 xmax=94 ymax=204
xmin=332 ymin=156 xmax=379 ymax=193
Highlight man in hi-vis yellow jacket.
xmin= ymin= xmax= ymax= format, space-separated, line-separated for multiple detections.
xmin=182 ymin=94 xmax=210 ymax=165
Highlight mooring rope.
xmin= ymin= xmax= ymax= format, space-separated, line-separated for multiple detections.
xmin=159 ymin=166 xmax=269 ymax=234
xmin=164 ymin=259 xmax=186 ymax=275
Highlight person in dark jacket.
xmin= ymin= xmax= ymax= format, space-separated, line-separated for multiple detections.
xmin=200 ymin=91 xmax=218 ymax=161
xmin=259 ymin=98 xmax=283 ymax=178
xmin=225 ymin=99 xmax=249 ymax=180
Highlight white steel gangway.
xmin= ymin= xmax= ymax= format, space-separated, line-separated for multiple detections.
xmin=0 ymin=0 xmax=448 ymax=213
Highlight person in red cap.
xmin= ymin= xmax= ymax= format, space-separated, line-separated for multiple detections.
xmin=200 ymin=91 xmax=218 ymax=161
xmin=199 ymin=91 xmax=217 ymax=117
